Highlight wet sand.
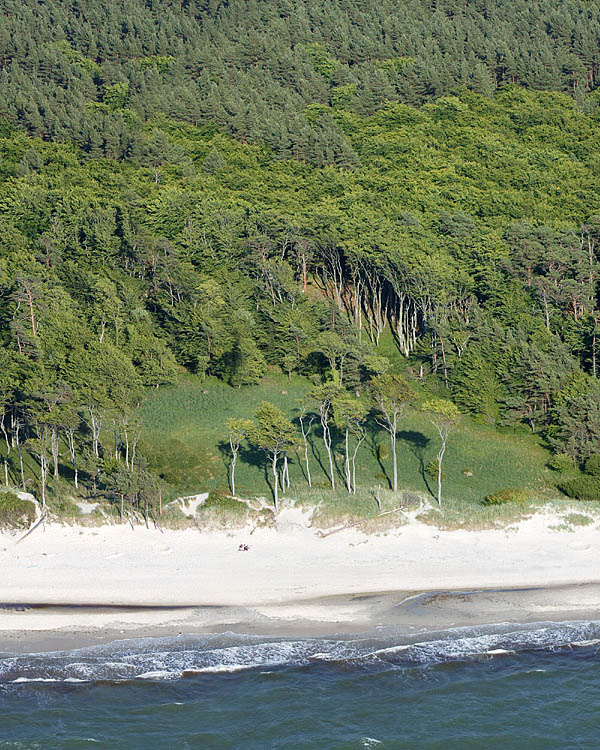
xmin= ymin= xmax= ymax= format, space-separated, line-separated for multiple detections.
xmin=2 ymin=583 xmax=600 ymax=654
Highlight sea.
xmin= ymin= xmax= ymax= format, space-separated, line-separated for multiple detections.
xmin=0 ymin=620 xmax=599 ymax=749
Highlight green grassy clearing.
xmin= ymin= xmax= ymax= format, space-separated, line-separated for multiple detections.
xmin=137 ymin=372 xmax=564 ymax=527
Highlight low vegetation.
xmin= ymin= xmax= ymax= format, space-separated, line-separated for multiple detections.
xmin=483 ymin=487 xmax=531 ymax=506
xmin=0 ymin=492 xmax=37 ymax=530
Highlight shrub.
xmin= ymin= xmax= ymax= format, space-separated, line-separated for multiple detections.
xmin=426 ymin=458 xmax=445 ymax=480
xmin=376 ymin=443 xmax=389 ymax=461
xmin=0 ymin=492 xmax=36 ymax=529
xmin=560 ymin=475 xmax=600 ymax=501
xmin=201 ymin=490 xmax=247 ymax=515
xmin=584 ymin=455 xmax=600 ymax=477
xmin=547 ymin=453 xmax=575 ymax=473
xmin=48 ymin=498 xmax=82 ymax=518
xmin=483 ymin=487 xmax=530 ymax=505
xmin=564 ymin=513 xmax=593 ymax=527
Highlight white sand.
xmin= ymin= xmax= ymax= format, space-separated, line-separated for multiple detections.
xmin=1 ymin=507 xmax=600 ymax=638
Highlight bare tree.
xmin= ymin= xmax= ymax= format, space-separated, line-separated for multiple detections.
xmin=370 ymin=374 xmax=415 ymax=492
xmin=226 ymin=418 xmax=250 ymax=496
xmin=422 ymin=399 xmax=460 ymax=505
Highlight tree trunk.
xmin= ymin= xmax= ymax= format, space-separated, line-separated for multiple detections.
xmin=17 ymin=444 xmax=25 ymax=491
xmin=90 ymin=408 xmax=101 ymax=458
xmin=114 ymin=421 xmax=119 ymax=461
xmin=299 ymin=417 xmax=312 ymax=487
xmin=344 ymin=428 xmax=351 ymax=493
xmin=391 ymin=429 xmax=398 ymax=492
xmin=439 ymin=334 xmax=449 ymax=389
xmin=231 ymin=451 xmax=237 ymax=496
xmin=67 ymin=429 xmax=78 ymax=489
xmin=40 ymin=455 xmax=47 ymax=508
xmin=323 ymin=423 xmax=335 ymax=490
xmin=437 ymin=443 xmax=446 ymax=505
xmin=51 ymin=426 xmax=59 ymax=479
xmin=272 ymin=452 xmax=279 ymax=511
xmin=351 ymin=432 xmax=365 ymax=494
xmin=131 ymin=435 xmax=138 ymax=471
xmin=301 ymin=251 xmax=307 ymax=293
xmin=25 ymin=285 xmax=37 ymax=337
xmin=283 ymin=452 xmax=290 ymax=489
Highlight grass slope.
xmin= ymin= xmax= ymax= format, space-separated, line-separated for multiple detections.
xmin=139 ymin=373 xmax=555 ymax=521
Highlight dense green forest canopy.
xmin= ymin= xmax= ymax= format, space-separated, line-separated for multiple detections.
xmin=1 ymin=0 xmax=600 ymax=511
xmin=3 ymin=0 xmax=600 ymax=163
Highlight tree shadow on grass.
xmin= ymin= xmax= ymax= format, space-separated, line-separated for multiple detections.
xmin=217 ymin=439 xmax=274 ymax=499
xmin=216 ymin=440 xmax=233 ymax=492
xmin=238 ymin=444 xmax=275 ymax=502
xmin=291 ymin=415 xmax=322 ymax=486
xmin=365 ymin=415 xmax=391 ymax=489
xmin=397 ymin=430 xmax=434 ymax=497
xmin=307 ymin=423 xmax=339 ymax=489
xmin=330 ymin=430 xmax=348 ymax=486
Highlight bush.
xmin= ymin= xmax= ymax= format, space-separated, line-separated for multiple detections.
xmin=201 ymin=490 xmax=247 ymax=515
xmin=584 ymin=455 xmax=600 ymax=477
xmin=47 ymin=498 xmax=82 ymax=518
xmin=547 ymin=453 xmax=575 ymax=473
xmin=426 ymin=458 xmax=445 ymax=480
xmin=376 ymin=443 xmax=389 ymax=461
xmin=559 ymin=475 xmax=600 ymax=501
xmin=0 ymin=492 xmax=36 ymax=528
xmin=483 ymin=487 xmax=530 ymax=505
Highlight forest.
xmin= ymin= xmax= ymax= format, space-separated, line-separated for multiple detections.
xmin=1 ymin=0 xmax=600 ymax=519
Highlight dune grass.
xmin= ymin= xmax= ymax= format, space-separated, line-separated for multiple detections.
xmin=138 ymin=372 xmax=560 ymax=527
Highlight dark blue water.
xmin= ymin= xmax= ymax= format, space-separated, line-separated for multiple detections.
xmin=1 ymin=622 xmax=599 ymax=749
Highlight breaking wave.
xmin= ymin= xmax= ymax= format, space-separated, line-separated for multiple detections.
xmin=2 ymin=621 xmax=600 ymax=685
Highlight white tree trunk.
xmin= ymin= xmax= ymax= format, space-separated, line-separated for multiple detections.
xmin=89 ymin=408 xmax=102 ymax=459
xmin=437 ymin=443 xmax=446 ymax=505
xmin=51 ymin=426 xmax=59 ymax=479
xmin=304 ymin=439 xmax=311 ymax=487
xmin=299 ymin=416 xmax=312 ymax=487
xmin=344 ymin=428 xmax=351 ymax=493
xmin=351 ymin=432 xmax=366 ymax=494
xmin=67 ymin=429 xmax=78 ymax=489
xmin=323 ymin=423 xmax=335 ymax=490
xmin=272 ymin=452 xmax=279 ymax=511
xmin=40 ymin=454 xmax=48 ymax=508
xmin=231 ymin=451 xmax=237 ymax=496
xmin=283 ymin=452 xmax=290 ymax=490
xmin=391 ymin=429 xmax=398 ymax=492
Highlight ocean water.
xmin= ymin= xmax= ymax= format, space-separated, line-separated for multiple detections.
xmin=1 ymin=621 xmax=599 ymax=749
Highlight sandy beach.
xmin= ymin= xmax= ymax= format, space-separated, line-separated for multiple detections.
xmin=1 ymin=507 xmax=600 ymax=651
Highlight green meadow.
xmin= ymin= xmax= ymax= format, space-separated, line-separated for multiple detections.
xmin=138 ymin=372 xmax=560 ymax=526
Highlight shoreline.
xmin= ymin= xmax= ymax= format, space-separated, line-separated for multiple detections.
xmin=1 ymin=583 xmax=600 ymax=653
xmin=2 ymin=508 xmax=600 ymax=652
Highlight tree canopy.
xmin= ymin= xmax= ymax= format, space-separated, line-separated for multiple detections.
xmin=1 ymin=1 xmax=600 ymax=506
